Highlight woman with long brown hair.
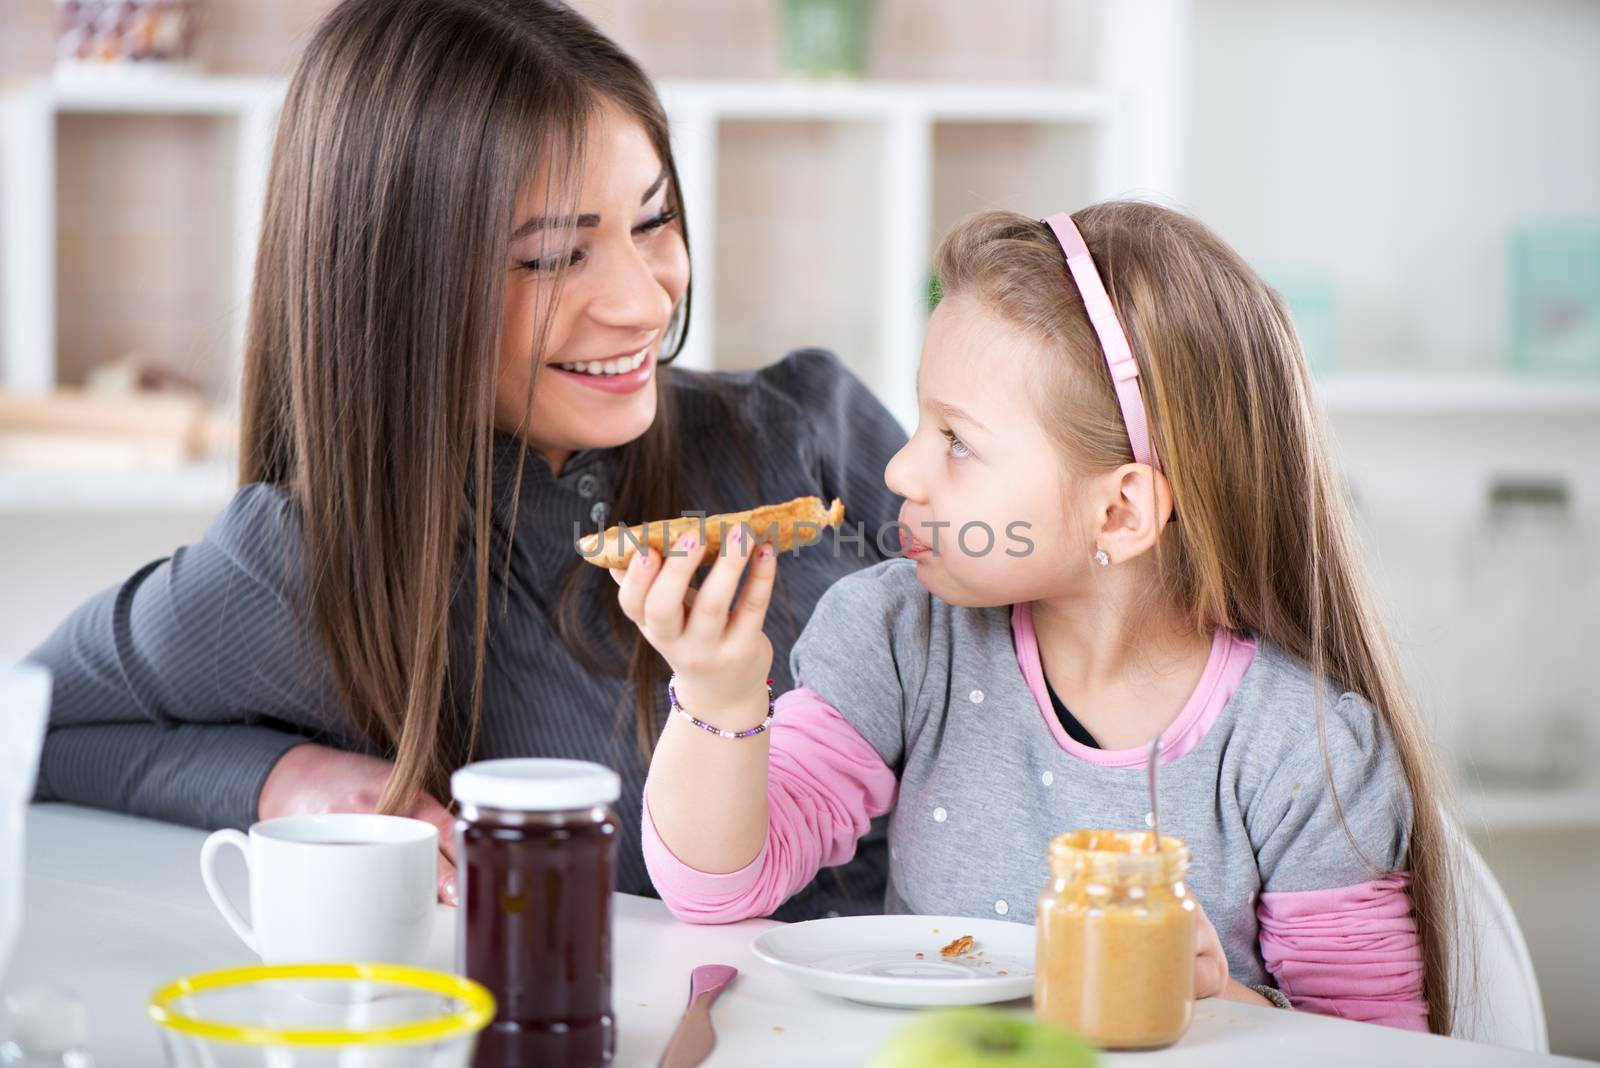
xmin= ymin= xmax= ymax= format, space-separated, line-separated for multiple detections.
xmin=28 ymin=0 xmax=903 ymax=920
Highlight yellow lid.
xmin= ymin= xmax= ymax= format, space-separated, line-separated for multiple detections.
xmin=147 ymin=962 xmax=495 ymax=1048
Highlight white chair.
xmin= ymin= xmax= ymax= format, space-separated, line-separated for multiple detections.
xmin=1450 ymin=826 xmax=1548 ymax=1053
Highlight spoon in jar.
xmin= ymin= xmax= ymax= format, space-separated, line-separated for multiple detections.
xmin=1147 ymin=732 xmax=1163 ymax=853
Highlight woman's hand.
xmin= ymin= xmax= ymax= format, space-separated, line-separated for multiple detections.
xmin=258 ymin=742 xmax=459 ymax=906
xmin=615 ymin=525 xmax=777 ymax=722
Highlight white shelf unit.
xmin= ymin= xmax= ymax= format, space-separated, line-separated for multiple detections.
xmin=0 ymin=74 xmax=285 ymax=400
xmin=660 ymin=80 xmax=1125 ymax=430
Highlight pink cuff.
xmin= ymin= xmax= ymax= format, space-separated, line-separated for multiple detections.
xmin=1257 ymin=873 xmax=1429 ymax=1032
xmin=642 ymin=686 xmax=897 ymax=924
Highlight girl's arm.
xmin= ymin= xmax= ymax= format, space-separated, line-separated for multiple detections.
xmin=619 ymin=535 xmax=925 ymax=916
xmin=1257 ymin=874 xmax=1425 ymax=1029
xmin=643 ymin=686 xmax=896 ymax=922
xmin=642 ymin=670 xmax=774 ymax=875
xmin=619 ymin=525 xmax=782 ymax=876
xmin=1248 ymin=693 xmax=1428 ymax=1031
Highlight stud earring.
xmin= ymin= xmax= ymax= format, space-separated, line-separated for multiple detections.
xmin=1093 ymin=548 xmax=1110 ymax=568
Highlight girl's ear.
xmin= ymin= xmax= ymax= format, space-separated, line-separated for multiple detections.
xmin=1094 ymin=463 xmax=1175 ymax=564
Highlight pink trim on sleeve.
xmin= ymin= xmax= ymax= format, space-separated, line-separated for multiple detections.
xmin=1257 ymin=874 xmax=1429 ymax=1032
xmin=641 ymin=686 xmax=897 ymax=924
xmin=1011 ymin=603 xmax=1256 ymax=766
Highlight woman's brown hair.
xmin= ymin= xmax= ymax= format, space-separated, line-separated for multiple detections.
xmin=240 ymin=0 xmax=725 ymax=810
xmin=934 ymin=203 xmax=1459 ymax=1033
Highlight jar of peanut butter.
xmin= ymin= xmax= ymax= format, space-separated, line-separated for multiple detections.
xmin=1034 ymin=829 xmax=1195 ymax=1049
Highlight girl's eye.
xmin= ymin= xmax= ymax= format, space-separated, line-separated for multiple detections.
xmin=940 ymin=428 xmax=971 ymax=460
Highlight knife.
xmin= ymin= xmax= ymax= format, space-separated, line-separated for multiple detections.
xmin=655 ymin=963 xmax=739 ymax=1068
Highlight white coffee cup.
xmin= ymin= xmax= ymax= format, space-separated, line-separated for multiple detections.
xmin=200 ymin=813 xmax=437 ymax=965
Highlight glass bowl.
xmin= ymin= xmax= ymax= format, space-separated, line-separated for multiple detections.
xmin=147 ymin=962 xmax=494 ymax=1067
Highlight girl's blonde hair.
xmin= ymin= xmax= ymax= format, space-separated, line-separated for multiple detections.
xmin=935 ymin=202 xmax=1457 ymax=1034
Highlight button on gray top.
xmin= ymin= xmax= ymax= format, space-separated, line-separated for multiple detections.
xmin=576 ymin=473 xmax=599 ymax=498
xmin=589 ymin=501 xmax=608 ymax=526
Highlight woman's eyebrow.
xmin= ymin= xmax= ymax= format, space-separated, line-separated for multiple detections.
xmin=639 ymin=167 xmax=668 ymax=205
xmin=514 ymin=213 xmax=599 ymax=237
xmin=512 ymin=169 xmax=669 ymax=238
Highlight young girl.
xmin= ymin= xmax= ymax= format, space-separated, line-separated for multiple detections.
xmin=615 ymin=201 xmax=1455 ymax=1032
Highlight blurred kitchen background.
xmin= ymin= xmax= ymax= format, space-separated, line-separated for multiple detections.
xmin=1 ymin=0 xmax=1597 ymax=1056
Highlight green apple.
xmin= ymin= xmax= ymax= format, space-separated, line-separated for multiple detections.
xmin=870 ymin=1008 xmax=1097 ymax=1068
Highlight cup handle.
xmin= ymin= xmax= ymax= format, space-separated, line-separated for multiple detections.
xmin=200 ymin=829 xmax=258 ymax=954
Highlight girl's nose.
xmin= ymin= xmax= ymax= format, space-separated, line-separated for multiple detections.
xmin=884 ymin=438 xmax=925 ymax=503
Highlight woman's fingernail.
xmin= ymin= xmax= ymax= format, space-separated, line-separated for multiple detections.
xmin=759 ymin=544 xmax=774 ymax=559
xmin=729 ymin=527 xmax=743 ymax=546
xmin=443 ymin=877 xmax=458 ymax=905
xmin=677 ymin=534 xmax=697 ymax=552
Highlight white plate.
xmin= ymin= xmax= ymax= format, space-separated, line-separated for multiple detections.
xmin=751 ymin=914 xmax=1035 ymax=1007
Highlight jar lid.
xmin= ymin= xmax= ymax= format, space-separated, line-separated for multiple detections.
xmin=451 ymin=759 xmax=620 ymax=812
xmin=1047 ymin=828 xmax=1190 ymax=884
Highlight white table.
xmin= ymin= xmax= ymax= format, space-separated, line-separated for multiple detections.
xmin=3 ymin=804 xmax=1583 ymax=1067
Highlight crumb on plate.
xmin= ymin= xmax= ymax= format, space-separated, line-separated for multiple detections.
xmin=940 ymin=934 xmax=975 ymax=958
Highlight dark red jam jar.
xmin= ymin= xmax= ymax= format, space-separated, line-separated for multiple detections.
xmin=451 ymin=759 xmax=620 ymax=1067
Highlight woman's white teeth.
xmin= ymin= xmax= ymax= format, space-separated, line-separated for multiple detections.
xmin=556 ymin=349 xmax=647 ymax=376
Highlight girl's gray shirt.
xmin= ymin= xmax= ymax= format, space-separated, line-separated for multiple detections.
xmin=789 ymin=559 xmax=1414 ymax=982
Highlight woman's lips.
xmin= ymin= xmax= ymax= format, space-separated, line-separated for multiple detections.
xmin=548 ymin=344 xmax=655 ymax=394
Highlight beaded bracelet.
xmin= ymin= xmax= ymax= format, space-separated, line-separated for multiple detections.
xmin=667 ymin=673 xmax=776 ymax=739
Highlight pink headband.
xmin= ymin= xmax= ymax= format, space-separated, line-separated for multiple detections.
xmin=1042 ymin=212 xmax=1160 ymax=472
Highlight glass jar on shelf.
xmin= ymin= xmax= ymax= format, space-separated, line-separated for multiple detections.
xmin=1457 ymin=477 xmax=1594 ymax=788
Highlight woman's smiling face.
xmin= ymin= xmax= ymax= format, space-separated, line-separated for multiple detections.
xmin=498 ymin=98 xmax=690 ymax=474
